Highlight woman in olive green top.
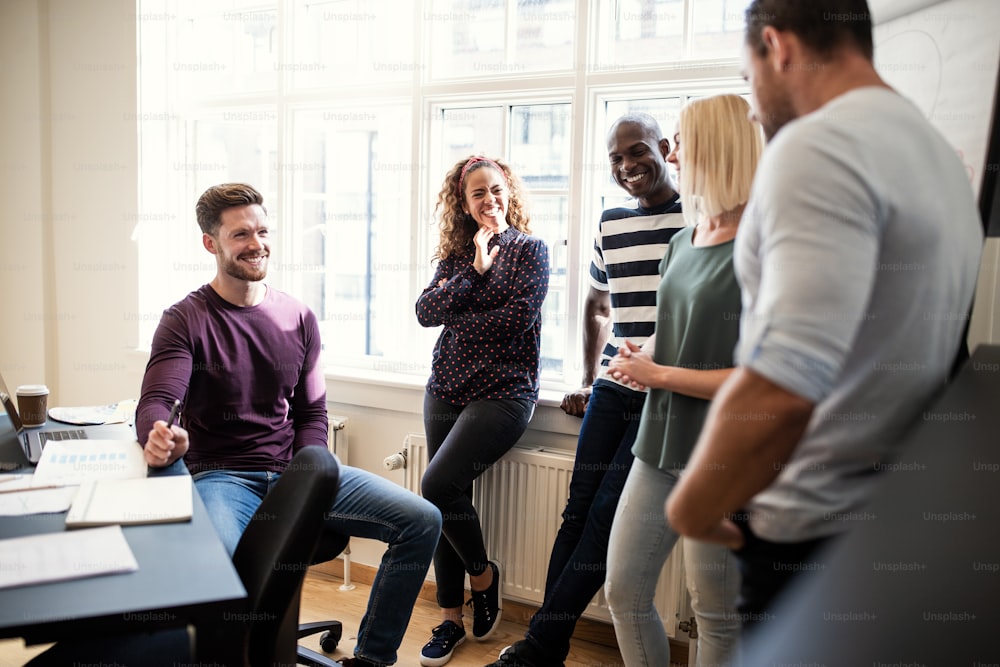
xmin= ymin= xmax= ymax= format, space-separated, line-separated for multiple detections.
xmin=603 ymin=94 xmax=763 ymax=667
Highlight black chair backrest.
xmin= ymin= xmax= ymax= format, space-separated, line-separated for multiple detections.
xmin=231 ymin=446 xmax=340 ymax=666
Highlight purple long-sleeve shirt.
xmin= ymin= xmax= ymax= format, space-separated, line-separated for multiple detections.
xmin=136 ymin=284 xmax=328 ymax=474
xmin=416 ymin=228 xmax=549 ymax=405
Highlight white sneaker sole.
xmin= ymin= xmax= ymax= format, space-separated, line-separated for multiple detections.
xmin=473 ymin=561 xmax=503 ymax=641
xmin=419 ymin=635 xmax=466 ymax=667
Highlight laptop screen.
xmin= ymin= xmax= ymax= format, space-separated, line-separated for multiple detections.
xmin=0 ymin=371 xmax=25 ymax=434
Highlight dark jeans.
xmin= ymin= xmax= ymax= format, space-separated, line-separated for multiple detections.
xmin=421 ymin=392 xmax=534 ymax=609
xmin=526 ymin=381 xmax=645 ymax=662
xmin=731 ymin=512 xmax=835 ymax=630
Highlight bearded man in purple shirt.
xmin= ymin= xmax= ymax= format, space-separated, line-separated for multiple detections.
xmin=137 ymin=183 xmax=441 ymax=667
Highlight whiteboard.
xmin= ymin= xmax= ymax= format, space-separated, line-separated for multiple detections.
xmin=872 ymin=0 xmax=1000 ymax=203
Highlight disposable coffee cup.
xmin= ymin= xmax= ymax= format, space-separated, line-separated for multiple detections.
xmin=16 ymin=384 xmax=49 ymax=427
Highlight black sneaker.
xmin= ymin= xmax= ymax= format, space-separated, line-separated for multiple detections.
xmin=420 ymin=620 xmax=466 ymax=667
xmin=485 ymin=641 xmax=563 ymax=667
xmin=467 ymin=560 xmax=502 ymax=640
xmin=338 ymin=658 xmax=377 ymax=667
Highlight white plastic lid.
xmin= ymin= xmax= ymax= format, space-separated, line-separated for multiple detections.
xmin=16 ymin=384 xmax=49 ymax=396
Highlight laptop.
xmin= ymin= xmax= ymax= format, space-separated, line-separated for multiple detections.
xmin=0 ymin=370 xmax=88 ymax=465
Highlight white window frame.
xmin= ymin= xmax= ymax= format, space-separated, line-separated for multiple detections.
xmin=136 ymin=0 xmax=750 ymax=396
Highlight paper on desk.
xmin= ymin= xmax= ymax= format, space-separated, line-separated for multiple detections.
xmin=31 ymin=439 xmax=147 ymax=488
xmin=0 ymin=525 xmax=139 ymax=590
xmin=0 ymin=486 xmax=78 ymax=516
xmin=48 ymin=399 xmax=138 ymax=426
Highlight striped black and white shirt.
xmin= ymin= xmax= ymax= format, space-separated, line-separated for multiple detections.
xmin=589 ymin=195 xmax=684 ymax=388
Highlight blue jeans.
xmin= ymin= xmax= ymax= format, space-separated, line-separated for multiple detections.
xmin=194 ymin=458 xmax=442 ymax=667
xmin=605 ymin=459 xmax=740 ymax=667
xmin=524 ymin=380 xmax=644 ymax=662
xmin=422 ymin=393 xmax=534 ymax=609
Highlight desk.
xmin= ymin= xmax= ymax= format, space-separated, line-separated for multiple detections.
xmin=0 ymin=417 xmax=247 ymax=661
xmin=740 ymin=344 xmax=1000 ymax=665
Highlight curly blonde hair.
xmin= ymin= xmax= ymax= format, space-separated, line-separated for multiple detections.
xmin=433 ymin=156 xmax=532 ymax=260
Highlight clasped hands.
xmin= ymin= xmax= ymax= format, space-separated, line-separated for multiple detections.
xmin=607 ymin=339 xmax=656 ymax=390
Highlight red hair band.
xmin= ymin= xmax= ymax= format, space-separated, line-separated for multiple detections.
xmin=457 ymin=156 xmax=507 ymax=198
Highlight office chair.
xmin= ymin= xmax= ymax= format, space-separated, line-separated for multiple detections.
xmin=295 ymin=529 xmax=351 ymax=665
xmin=26 ymin=445 xmax=341 ymax=667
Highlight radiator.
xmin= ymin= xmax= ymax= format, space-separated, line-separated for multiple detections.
xmin=328 ymin=415 xmax=349 ymax=465
xmin=402 ymin=433 xmax=692 ymax=639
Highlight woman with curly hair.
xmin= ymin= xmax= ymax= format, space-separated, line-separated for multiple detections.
xmin=415 ymin=156 xmax=550 ymax=666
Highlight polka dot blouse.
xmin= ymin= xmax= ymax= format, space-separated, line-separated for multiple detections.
xmin=416 ymin=227 xmax=550 ymax=406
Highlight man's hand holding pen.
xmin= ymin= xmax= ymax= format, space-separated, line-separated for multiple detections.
xmin=144 ymin=398 xmax=190 ymax=467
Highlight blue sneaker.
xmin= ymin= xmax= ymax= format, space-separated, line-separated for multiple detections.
xmin=467 ymin=561 xmax=503 ymax=640
xmin=420 ymin=620 xmax=466 ymax=666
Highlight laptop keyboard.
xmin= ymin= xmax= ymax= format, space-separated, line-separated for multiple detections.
xmin=39 ymin=429 xmax=88 ymax=443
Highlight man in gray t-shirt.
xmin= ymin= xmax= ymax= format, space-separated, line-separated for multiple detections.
xmin=666 ymin=0 xmax=983 ymax=622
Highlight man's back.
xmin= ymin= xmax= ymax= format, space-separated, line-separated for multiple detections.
xmin=737 ymin=86 xmax=983 ymax=541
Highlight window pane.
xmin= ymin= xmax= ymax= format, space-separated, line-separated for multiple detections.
xmin=428 ymin=0 xmax=505 ymax=79
xmin=292 ymin=1 xmax=417 ymax=87
xmin=437 ymin=107 xmax=505 ymax=170
xmin=509 ymin=103 xmax=572 ymax=190
xmin=598 ymin=0 xmax=684 ymax=68
xmin=175 ymin=6 xmax=278 ymax=95
xmin=290 ymin=105 xmax=414 ymax=362
xmin=595 ymin=0 xmax=752 ymax=66
xmin=513 ymin=0 xmax=575 ymax=71
xmin=428 ymin=0 xmax=574 ymax=78
xmin=691 ymin=0 xmax=750 ymax=58
xmin=530 ymin=195 xmax=568 ymax=377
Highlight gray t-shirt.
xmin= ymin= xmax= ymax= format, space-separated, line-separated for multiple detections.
xmin=736 ymin=87 xmax=983 ymax=541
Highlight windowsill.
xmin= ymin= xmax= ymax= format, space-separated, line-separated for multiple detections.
xmin=323 ymin=365 xmax=582 ymax=439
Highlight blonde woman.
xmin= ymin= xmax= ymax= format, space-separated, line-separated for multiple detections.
xmin=603 ymin=95 xmax=763 ymax=667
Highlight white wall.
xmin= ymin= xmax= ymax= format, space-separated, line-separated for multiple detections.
xmin=0 ymin=0 xmax=144 ymax=406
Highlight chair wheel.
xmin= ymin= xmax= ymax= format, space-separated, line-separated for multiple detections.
xmin=319 ymin=630 xmax=339 ymax=653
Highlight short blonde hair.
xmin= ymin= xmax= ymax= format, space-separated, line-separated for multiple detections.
xmin=678 ymin=95 xmax=763 ymax=226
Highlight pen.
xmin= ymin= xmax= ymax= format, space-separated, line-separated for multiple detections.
xmin=166 ymin=399 xmax=182 ymax=431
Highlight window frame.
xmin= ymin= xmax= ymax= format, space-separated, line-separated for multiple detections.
xmin=136 ymin=0 xmax=751 ymax=395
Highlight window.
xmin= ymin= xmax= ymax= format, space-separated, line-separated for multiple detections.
xmin=136 ymin=0 xmax=750 ymax=390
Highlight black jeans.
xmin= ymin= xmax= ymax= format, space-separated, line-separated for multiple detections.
xmin=732 ymin=512 xmax=835 ymax=629
xmin=421 ymin=392 xmax=534 ymax=609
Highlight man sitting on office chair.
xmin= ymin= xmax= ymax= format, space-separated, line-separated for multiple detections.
xmin=136 ymin=182 xmax=442 ymax=667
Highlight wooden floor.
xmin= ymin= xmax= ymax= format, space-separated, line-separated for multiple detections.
xmin=0 ymin=567 xmax=642 ymax=666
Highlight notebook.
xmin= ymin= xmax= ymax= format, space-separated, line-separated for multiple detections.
xmin=66 ymin=475 xmax=193 ymax=528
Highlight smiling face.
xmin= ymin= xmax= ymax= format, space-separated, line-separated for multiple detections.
xmin=205 ymin=203 xmax=270 ymax=282
xmin=462 ymin=165 xmax=510 ymax=233
xmin=666 ymin=129 xmax=681 ymax=181
xmin=607 ymin=121 xmax=674 ymax=208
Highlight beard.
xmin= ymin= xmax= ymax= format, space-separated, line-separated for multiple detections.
xmin=220 ymin=251 xmax=268 ymax=282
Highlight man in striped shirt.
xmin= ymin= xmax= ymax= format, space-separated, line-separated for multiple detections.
xmin=489 ymin=112 xmax=684 ymax=667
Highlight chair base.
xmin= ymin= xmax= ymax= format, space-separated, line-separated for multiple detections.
xmin=298 ymin=619 xmax=344 ymax=666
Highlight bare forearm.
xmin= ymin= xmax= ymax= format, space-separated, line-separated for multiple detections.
xmin=667 ymin=367 xmax=815 ymax=540
xmin=580 ymin=289 xmax=611 ymax=385
xmin=647 ymin=366 xmax=733 ymax=400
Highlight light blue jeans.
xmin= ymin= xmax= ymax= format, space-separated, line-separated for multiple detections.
xmin=605 ymin=459 xmax=741 ymax=667
xmin=194 ymin=459 xmax=442 ymax=667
